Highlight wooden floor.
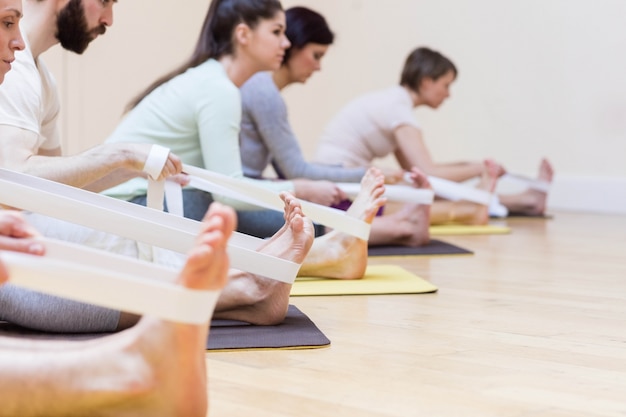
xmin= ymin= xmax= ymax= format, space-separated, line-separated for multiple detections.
xmin=206 ymin=211 xmax=626 ymax=417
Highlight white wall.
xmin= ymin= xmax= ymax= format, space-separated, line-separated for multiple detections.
xmin=45 ymin=0 xmax=626 ymax=214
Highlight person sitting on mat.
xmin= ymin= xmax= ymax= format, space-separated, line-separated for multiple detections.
xmin=99 ymin=0 xmax=398 ymax=276
xmin=312 ymin=46 xmax=554 ymax=217
xmin=0 ymin=0 xmax=383 ymax=339
xmin=104 ymin=0 xmax=347 ymax=240
xmin=238 ymin=6 xmax=500 ymax=244
xmin=0 ymin=0 xmax=186 ymax=195
xmin=0 ymin=203 xmax=235 ymax=417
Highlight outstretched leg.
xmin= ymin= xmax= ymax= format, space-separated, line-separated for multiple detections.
xmin=298 ymin=167 xmax=387 ymax=279
xmin=212 ymin=192 xmax=315 ymax=324
xmin=367 ymin=167 xmax=432 ymax=247
xmin=430 ymin=159 xmax=500 ymax=225
xmin=499 ymin=158 xmax=554 ymax=216
xmin=0 ymin=203 xmax=235 ymax=417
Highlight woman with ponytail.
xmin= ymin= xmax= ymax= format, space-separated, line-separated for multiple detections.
xmin=104 ymin=0 xmax=344 ymax=238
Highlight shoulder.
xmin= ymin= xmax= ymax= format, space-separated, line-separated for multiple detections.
xmin=241 ymin=72 xmax=281 ymax=105
xmin=241 ymin=72 xmax=277 ymax=95
xmin=0 ymin=48 xmax=51 ymax=133
xmin=180 ymin=60 xmax=240 ymax=110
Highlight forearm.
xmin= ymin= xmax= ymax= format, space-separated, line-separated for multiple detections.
xmin=277 ymin=159 xmax=366 ymax=183
xmin=23 ymin=145 xmax=138 ymax=190
xmin=83 ymin=166 xmax=144 ymax=193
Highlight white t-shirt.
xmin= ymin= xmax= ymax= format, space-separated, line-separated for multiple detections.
xmin=314 ymin=85 xmax=419 ymax=167
xmin=0 ymin=35 xmax=61 ymax=151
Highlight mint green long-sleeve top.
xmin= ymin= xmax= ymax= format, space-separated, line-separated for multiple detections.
xmin=103 ymin=59 xmax=294 ymax=209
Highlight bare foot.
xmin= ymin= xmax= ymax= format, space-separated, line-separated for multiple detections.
xmin=298 ymin=167 xmax=387 ymax=279
xmin=212 ymin=192 xmax=315 ymax=324
xmin=368 ymin=167 xmax=432 ymax=247
xmin=500 ymin=158 xmax=554 ymax=216
xmin=107 ymin=203 xmax=234 ymax=417
xmin=467 ymin=159 xmax=499 ymax=224
xmin=431 ymin=160 xmax=499 ymax=225
xmin=477 ymin=159 xmax=500 ymax=194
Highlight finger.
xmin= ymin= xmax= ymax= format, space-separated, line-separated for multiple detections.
xmin=169 ymin=154 xmax=183 ymax=174
xmin=0 ymin=237 xmax=45 ymax=255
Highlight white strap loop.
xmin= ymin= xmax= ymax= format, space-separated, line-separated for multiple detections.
xmin=143 ymin=145 xmax=172 ymax=211
xmin=142 ymin=144 xmax=170 ymax=180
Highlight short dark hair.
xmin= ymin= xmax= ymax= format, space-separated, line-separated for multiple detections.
xmin=400 ymin=47 xmax=457 ymax=93
xmin=283 ymin=6 xmax=334 ymax=64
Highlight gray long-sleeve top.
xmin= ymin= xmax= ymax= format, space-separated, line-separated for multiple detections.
xmin=239 ymin=72 xmax=366 ymax=182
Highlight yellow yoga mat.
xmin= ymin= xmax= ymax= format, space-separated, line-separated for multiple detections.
xmin=429 ymin=224 xmax=511 ymax=236
xmin=291 ymin=264 xmax=437 ymax=296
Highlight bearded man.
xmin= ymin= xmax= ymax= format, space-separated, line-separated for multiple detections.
xmin=0 ymin=0 xmax=183 ymax=190
xmin=0 ymin=0 xmax=186 ymax=333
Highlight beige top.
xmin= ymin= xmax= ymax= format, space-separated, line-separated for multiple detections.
xmin=314 ymin=85 xmax=419 ymax=167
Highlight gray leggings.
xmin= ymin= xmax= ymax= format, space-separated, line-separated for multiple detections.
xmin=0 ymin=213 xmax=137 ymax=333
xmin=0 ymin=285 xmax=120 ymax=333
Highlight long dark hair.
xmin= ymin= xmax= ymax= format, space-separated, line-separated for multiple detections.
xmin=126 ymin=0 xmax=283 ymax=111
xmin=400 ymin=47 xmax=457 ymax=93
xmin=283 ymin=6 xmax=334 ymax=64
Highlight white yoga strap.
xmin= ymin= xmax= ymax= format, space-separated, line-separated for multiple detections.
xmin=1 ymin=238 xmax=220 ymax=324
xmin=141 ymin=144 xmax=370 ymax=239
xmin=336 ymin=182 xmax=434 ymax=205
xmin=503 ymin=173 xmax=551 ymax=193
xmin=142 ymin=144 xmax=171 ymax=180
xmin=179 ymin=164 xmax=371 ymax=240
xmin=144 ymin=145 xmax=171 ymax=211
xmin=427 ymin=176 xmax=493 ymax=206
xmin=0 ymin=169 xmax=300 ymax=284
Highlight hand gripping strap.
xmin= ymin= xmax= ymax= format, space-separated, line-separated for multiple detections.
xmin=0 ymin=169 xmax=300 ymax=284
xmin=2 ymin=238 xmax=219 ymax=324
xmin=142 ymin=145 xmax=171 ymax=211
xmin=142 ymin=144 xmax=171 ymax=180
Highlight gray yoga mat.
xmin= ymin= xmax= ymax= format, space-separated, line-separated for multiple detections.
xmin=368 ymin=239 xmax=473 ymax=257
xmin=0 ymin=305 xmax=330 ymax=351
xmin=207 ymin=305 xmax=330 ymax=351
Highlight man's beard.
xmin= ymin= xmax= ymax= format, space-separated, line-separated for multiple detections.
xmin=56 ymin=0 xmax=106 ymax=54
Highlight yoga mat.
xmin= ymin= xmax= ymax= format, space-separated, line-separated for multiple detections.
xmin=505 ymin=212 xmax=554 ymax=219
xmin=291 ymin=264 xmax=437 ymax=296
xmin=429 ymin=224 xmax=511 ymax=236
xmin=207 ymin=305 xmax=330 ymax=351
xmin=368 ymin=239 xmax=473 ymax=257
xmin=0 ymin=305 xmax=330 ymax=351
